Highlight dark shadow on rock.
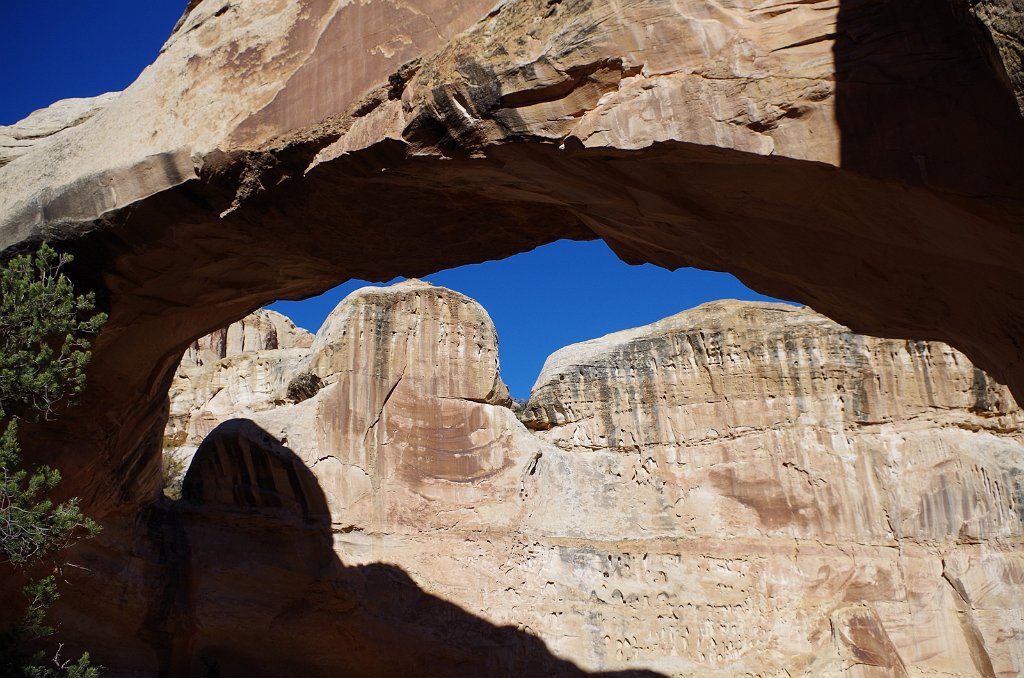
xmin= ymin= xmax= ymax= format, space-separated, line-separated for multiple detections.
xmin=830 ymin=0 xmax=1024 ymax=397
xmin=834 ymin=0 xmax=1024 ymax=195
xmin=125 ymin=419 xmax=667 ymax=678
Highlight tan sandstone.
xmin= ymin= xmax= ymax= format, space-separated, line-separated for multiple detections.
xmin=145 ymin=285 xmax=1024 ymax=677
xmin=1 ymin=1 xmax=1023 ymax=674
xmin=0 ymin=92 xmax=119 ymax=167
xmin=0 ymin=0 xmax=1020 ymax=539
xmin=164 ymin=308 xmax=312 ymax=469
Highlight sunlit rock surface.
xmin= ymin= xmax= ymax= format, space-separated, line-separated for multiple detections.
xmin=168 ymin=280 xmax=520 ymax=526
xmin=160 ymin=286 xmax=1024 ymax=677
xmin=0 ymin=0 xmax=1023 ymax=536
xmin=0 ymin=92 xmax=119 ymax=167
xmin=164 ymin=308 xmax=312 ymax=471
xmin=522 ymin=300 xmax=1024 ymax=675
xmin=0 ymin=0 xmax=1020 ymax=673
xmin=181 ymin=307 xmax=312 ymax=367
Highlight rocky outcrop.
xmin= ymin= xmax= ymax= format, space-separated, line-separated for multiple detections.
xmin=0 ymin=92 xmax=118 ymax=167
xmin=1 ymin=2 xmax=1024 ymax=672
xmin=165 ymin=279 xmax=516 ymax=493
xmin=138 ymin=286 xmax=1024 ymax=676
xmin=523 ymin=300 xmax=1023 ymax=450
xmin=0 ymin=0 xmax=1022 ymax=540
xmin=521 ymin=301 xmax=1024 ymax=674
xmin=181 ymin=307 xmax=312 ymax=367
xmin=164 ymin=309 xmax=312 ymax=474
xmin=56 ymin=281 xmax=574 ymax=675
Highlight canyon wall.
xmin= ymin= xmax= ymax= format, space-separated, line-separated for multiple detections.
xmin=0 ymin=0 xmax=1022 ymax=530
xmin=165 ymin=308 xmax=313 ymax=463
xmin=1 ymin=1 xmax=1023 ymax=673
xmin=180 ymin=307 xmax=312 ymax=367
xmin=134 ymin=283 xmax=1024 ymax=677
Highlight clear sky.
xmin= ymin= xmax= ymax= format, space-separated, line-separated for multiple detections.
xmin=0 ymin=3 xmax=186 ymax=125
xmin=3 ymin=2 xmax=793 ymax=398
xmin=269 ymin=240 xmax=790 ymax=397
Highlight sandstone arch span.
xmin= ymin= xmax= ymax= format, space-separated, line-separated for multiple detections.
xmin=0 ymin=0 xmax=1022 ymax=526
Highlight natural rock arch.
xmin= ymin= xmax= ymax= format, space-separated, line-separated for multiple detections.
xmin=0 ymin=0 xmax=1022 ymax=528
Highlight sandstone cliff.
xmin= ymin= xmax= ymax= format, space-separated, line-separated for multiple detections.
xmin=2 ymin=0 xmax=1024 ymax=673
xmin=521 ymin=301 xmax=1024 ymax=675
xmin=164 ymin=308 xmax=312 ymax=471
xmin=0 ymin=0 xmax=1023 ymax=534
xmin=148 ymin=285 xmax=1024 ymax=677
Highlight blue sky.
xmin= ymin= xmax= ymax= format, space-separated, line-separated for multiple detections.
xmin=0 ymin=3 xmax=185 ymax=124
xmin=270 ymin=241 xmax=788 ymax=397
xmin=3 ymin=2 xmax=792 ymax=397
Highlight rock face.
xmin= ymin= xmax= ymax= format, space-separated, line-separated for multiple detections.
xmin=181 ymin=307 xmax=312 ymax=367
xmin=167 ymin=281 xmax=519 ymax=515
xmin=62 ymin=281 xmax=595 ymax=676
xmin=164 ymin=308 xmax=312 ymax=467
xmin=2 ymin=1 xmax=1024 ymax=673
xmin=0 ymin=0 xmax=1022 ymax=542
xmin=0 ymin=92 xmax=119 ymax=167
xmin=522 ymin=301 xmax=1024 ymax=675
xmin=139 ymin=286 xmax=1024 ymax=677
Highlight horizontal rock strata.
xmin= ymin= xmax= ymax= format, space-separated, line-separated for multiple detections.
xmin=133 ymin=287 xmax=1024 ymax=676
xmin=522 ymin=300 xmax=1024 ymax=675
xmin=0 ymin=0 xmax=1022 ymax=539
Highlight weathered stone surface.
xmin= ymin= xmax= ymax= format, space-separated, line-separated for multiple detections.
xmin=57 ymin=281 xmax=606 ymax=675
xmin=166 ymin=348 xmax=306 ymax=454
xmin=182 ymin=307 xmax=312 ymax=367
xmin=139 ymin=288 xmax=1024 ymax=676
xmin=517 ymin=301 xmax=1024 ymax=676
xmin=523 ymin=300 xmax=1023 ymax=451
xmin=163 ymin=309 xmax=312 ymax=470
xmin=0 ymin=92 xmax=119 ymax=167
xmin=2 ymin=1 xmax=1024 ymax=672
xmin=166 ymin=281 xmax=508 ymax=443
xmin=0 ymin=0 xmax=1022 ymax=536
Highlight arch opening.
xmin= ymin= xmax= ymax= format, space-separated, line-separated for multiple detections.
xmin=149 ymin=251 xmax=1024 ymax=676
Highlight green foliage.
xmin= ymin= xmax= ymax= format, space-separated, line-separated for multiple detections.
xmin=0 ymin=244 xmax=105 ymax=565
xmin=1 ymin=578 xmax=101 ymax=676
xmin=0 ymin=244 xmax=105 ymax=419
xmin=0 ymin=420 xmax=99 ymax=565
xmin=0 ymin=244 xmax=106 ymax=676
xmin=21 ymin=576 xmax=61 ymax=642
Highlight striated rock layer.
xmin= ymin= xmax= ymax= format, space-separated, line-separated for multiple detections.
xmin=121 ymin=284 xmax=1024 ymax=677
xmin=522 ymin=300 xmax=1024 ymax=675
xmin=164 ymin=308 xmax=313 ymax=467
xmin=0 ymin=92 xmax=119 ymax=167
xmin=0 ymin=0 xmax=1022 ymax=535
